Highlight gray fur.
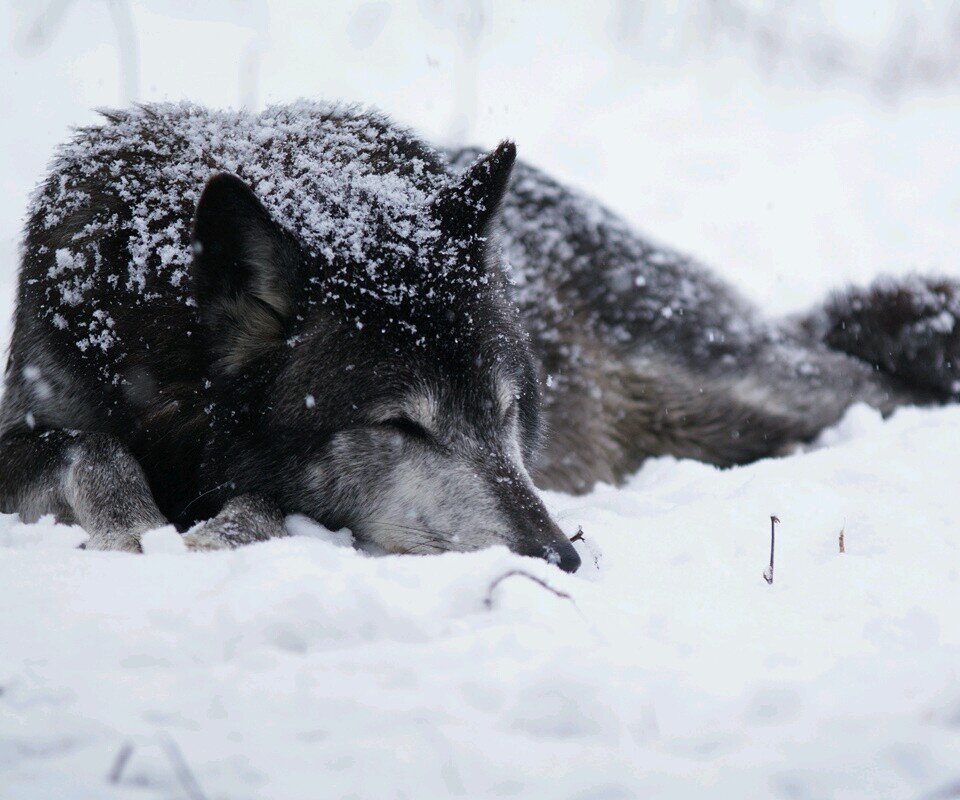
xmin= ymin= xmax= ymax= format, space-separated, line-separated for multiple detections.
xmin=183 ymin=494 xmax=287 ymax=550
xmin=447 ymin=149 xmax=949 ymax=492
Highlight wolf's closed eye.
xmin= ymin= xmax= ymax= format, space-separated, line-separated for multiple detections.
xmin=380 ymin=417 xmax=432 ymax=441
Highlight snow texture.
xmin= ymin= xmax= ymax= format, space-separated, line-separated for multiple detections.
xmin=1 ymin=404 xmax=960 ymax=799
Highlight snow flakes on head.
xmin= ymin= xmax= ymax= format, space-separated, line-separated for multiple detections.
xmin=30 ymin=102 xmax=499 ymax=351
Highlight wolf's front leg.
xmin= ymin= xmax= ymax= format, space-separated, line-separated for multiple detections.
xmin=0 ymin=430 xmax=168 ymax=552
xmin=181 ymin=493 xmax=287 ymax=551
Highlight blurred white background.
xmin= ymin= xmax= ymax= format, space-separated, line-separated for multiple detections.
xmin=2 ymin=0 xmax=959 ymax=313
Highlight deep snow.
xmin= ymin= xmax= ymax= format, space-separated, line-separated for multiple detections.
xmin=2 ymin=405 xmax=960 ymax=799
xmin=2 ymin=2 xmax=960 ymax=798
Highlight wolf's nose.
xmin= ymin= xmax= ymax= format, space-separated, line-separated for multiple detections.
xmin=556 ymin=539 xmax=581 ymax=573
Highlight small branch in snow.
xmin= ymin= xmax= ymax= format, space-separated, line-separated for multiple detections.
xmin=108 ymin=741 xmax=134 ymax=784
xmin=484 ymin=570 xmax=574 ymax=610
xmin=160 ymin=736 xmax=209 ymax=800
xmin=570 ymin=526 xmax=585 ymax=543
xmin=764 ymin=515 xmax=779 ymax=585
xmin=839 ymin=526 xmax=845 ymax=554
xmin=106 ymin=738 xmax=207 ymax=797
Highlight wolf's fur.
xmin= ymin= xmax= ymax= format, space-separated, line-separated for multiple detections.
xmin=447 ymin=149 xmax=953 ymax=492
xmin=1 ymin=103 xmax=957 ymax=570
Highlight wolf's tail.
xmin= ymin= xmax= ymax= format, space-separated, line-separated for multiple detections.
xmin=801 ymin=275 xmax=960 ymax=398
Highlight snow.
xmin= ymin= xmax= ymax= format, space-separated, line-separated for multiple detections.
xmin=3 ymin=1 xmax=960 ymax=798
xmin=2 ymin=404 xmax=960 ymax=798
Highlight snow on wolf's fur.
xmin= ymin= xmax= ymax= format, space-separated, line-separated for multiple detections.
xmin=31 ymin=102 xmax=481 ymax=360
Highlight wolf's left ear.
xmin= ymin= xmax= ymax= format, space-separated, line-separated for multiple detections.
xmin=191 ymin=173 xmax=302 ymax=374
xmin=432 ymin=140 xmax=516 ymax=240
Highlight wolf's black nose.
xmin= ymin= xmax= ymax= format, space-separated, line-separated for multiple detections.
xmin=517 ymin=537 xmax=582 ymax=572
xmin=556 ymin=539 xmax=581 ymax=573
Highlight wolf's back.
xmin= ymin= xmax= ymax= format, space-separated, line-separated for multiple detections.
xmin=448 ymin=148 xmax=776 ymax=374
xmin=450 ymin=147 xmax=956 ymax=490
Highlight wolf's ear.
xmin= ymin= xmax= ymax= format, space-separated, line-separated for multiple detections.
xmin=433 ymin=140 xmax=516 ymax=240
xmin=191 ymin=173 xmax=302 ymax=374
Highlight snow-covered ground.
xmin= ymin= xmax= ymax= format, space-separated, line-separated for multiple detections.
xmin=2 ymin=2 xmax=960 ymax=798
xmin=3 ymin=406 xmax=960 ymax=799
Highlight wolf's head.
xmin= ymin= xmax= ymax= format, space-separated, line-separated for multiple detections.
xmin=189 ymin=142 xmax=580 ymax=571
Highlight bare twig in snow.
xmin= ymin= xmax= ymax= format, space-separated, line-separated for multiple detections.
xmin=484 ymin=570 xmax=574 ymax=610
xmin=108 ymin=741 xmax=134 ymax=784
xmin=839 ymin=526 xmax=845 ymax=554
xmin=763 ymin=515 xmax=779 ymax=584
xmin=21 ymin=1 xmax=141 ymax=103
xmin=570 ymin=526 xmax=585 ymax=543
xmin=160 ymin=736 xmax=208 ymax=800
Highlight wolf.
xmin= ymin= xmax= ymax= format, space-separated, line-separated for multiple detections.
xmin=1 ymin=103 xmax=957 ymax=573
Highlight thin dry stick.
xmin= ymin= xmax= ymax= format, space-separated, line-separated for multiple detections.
xmin=108 ymin=741 xmax=135 ymax=784
xmin=484 ymin=570 xmax=574 ymax=610
xmin=839 ymin=526 xmax=845 ymax=554
xmin=160 ymin=736 xmax=208 ymax=800
xmin=570 ymin=526 xmax=585 ymax=543
xmin=764 ymin=515 xmax=779 ymax=584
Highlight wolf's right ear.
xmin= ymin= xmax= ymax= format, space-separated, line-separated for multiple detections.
xmin=191 ymin=173 xmax=302 ymax=374
xmin=432 ymin=141 xmax=516 ymax=241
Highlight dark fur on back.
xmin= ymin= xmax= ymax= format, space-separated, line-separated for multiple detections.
xmin=449 ymin=148 xmax=954 ymax=491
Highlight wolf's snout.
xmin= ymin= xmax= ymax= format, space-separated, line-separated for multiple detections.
xmin=515 ymin=527 xmax=581 ymax=573
xmin=495 ymin=472 xmax=582 ymax=572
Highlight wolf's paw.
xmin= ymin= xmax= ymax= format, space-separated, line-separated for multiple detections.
xmin=181 ymin=519 xmax=240 ymax=551
xmin=181 ymin=495 xmax=287 ymax=551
